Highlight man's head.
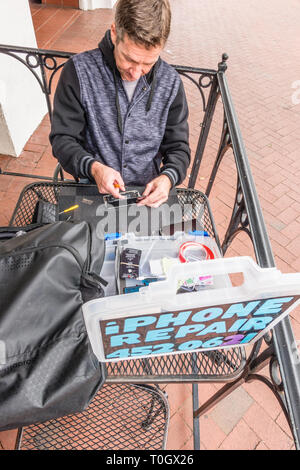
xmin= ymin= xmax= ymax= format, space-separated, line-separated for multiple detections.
xmin=111 ymin=0 xmax=171 ymax=81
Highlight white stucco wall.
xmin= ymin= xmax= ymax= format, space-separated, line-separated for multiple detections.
xmin=79 ymin=0 xmax=117 ymax=10
xmin=0 ymin=0 xmax=47 ymax=157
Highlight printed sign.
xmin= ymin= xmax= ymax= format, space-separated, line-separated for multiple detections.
xmin=99 ymin=295 xmax=300 ymax=361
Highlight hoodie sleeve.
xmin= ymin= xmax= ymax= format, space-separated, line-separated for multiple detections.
xmin=49 ymin=58 xmax=96 ymax=179
xmin=159 ymin=78 xmax=191 ymax=187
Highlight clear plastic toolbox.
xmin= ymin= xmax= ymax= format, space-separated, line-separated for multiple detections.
xmin=101 ymin=231 xmax=228 ymax=296
xmin=84 ymin=233 xmax=300 ymax=363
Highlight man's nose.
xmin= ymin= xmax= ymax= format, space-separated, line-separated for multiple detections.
xmin=130 ymin=65 xmax=143 ymax=80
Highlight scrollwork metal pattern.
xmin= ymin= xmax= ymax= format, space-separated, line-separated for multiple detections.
xmin=222 ymin=177 xmax=253 ymax=255
xmin=0 ymin=45 xmax=74 ymax=119
xmin=177 ymin=69 xmax=215 ymax=113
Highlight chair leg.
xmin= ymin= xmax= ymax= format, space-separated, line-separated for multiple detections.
xmin=14 ymin=428 xmax=23 ymax=450
xmin=192 ymin=384 xmax=200 ymax=450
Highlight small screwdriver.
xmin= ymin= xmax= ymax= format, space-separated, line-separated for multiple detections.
xmin=59 ymin=204 xmax=79 ymax=215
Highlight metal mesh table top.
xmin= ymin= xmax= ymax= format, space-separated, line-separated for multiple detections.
xmin=17 ymin=384 xmax=169 ymax=450
xmin=9 ymin=182 xmax=217 ymax=240
xmin=106 ymin=348 xmax=246 ymax=383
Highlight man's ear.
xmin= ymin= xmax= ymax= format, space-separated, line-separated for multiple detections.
xmin=110 ymin=23 xmax=117 ymax=45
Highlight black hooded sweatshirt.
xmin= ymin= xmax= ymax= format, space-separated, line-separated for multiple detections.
xmin=50 ymin=30 xmax=191 ymax=187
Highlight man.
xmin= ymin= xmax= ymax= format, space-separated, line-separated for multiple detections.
xmin=50 ymin=0 xmax=190 ymax=208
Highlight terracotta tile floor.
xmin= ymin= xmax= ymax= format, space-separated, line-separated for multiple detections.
xmin=0 ymin=0 xmax=300 ymax=450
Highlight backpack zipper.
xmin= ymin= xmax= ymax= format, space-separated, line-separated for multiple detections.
xmin=0 ymin=225 xmax=107 ymax=288
xmin=0 ymin=243 xmax=86 ymax=270
xmin=83 ymin=222 xmax=107 ymax=287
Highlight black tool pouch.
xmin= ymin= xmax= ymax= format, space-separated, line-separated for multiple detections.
xmin=0 ymin=221 xmax=107 ymax=431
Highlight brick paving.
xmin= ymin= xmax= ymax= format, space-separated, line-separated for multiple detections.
xmin=0 ymin=0 xmax=300 ymax=450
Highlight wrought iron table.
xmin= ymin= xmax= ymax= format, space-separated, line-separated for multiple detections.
xmin=8 ymin=180 xmax=246 ymax=449
xmin=0 ymin=44 xmax=300 ymax=450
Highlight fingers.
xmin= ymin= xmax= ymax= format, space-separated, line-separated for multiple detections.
xmin=109 ymin=185 xmax=124 ymax=199
xmin=147 ymin=192 xmax=169 ymax=208
xmin=137 ymin=182 xmax=155 ymax=206
xmin=107 ymin=180 xmax=126 ymax=199
xmin=113 ymin=175 xmax=126 ymax=192
xmin=137 ymin=182 xmax=154 ymax=206
xmin=109 ymin=176 xmax=125 ymax=199
xmin=138 ymin=185 xmax=168 ymax=208
xmin=138 ymin=175 xmax=172 ymax=207
xmin=93 ymin=165 xmax=125 ymax=199
xmin=142 ymin=181 xmax=155 ymax=201
xmin=141 ymin=182 xmax=153 ymax=198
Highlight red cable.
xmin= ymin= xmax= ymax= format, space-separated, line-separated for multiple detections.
xmin=179 ymin=241 xmax=215 ymax=263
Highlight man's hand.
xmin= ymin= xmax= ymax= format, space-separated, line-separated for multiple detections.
xmin=90 ymin=161 xmax=125 ymax=198
xmin=137 ymin=174 xmax=172 ymax=208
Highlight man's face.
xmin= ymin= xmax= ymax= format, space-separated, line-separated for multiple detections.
xmin=110 ymin=23 xmax=163 ymax=81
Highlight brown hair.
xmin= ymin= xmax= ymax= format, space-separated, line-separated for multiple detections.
xmin=114 ymin=0 xmax=171 ymax=48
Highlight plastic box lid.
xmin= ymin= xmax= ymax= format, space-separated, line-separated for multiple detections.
xmin=83 ymin=256 xmax=300 ymax=362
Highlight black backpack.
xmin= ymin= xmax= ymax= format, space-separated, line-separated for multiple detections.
xmin=0 ymin=221 xmax=107 ymax=431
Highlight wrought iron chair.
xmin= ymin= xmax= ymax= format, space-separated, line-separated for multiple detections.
xmin=15 ymin=384 xmax=169 ymax=450
xmin=0 ymin=44 xmax=300 ymax=450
